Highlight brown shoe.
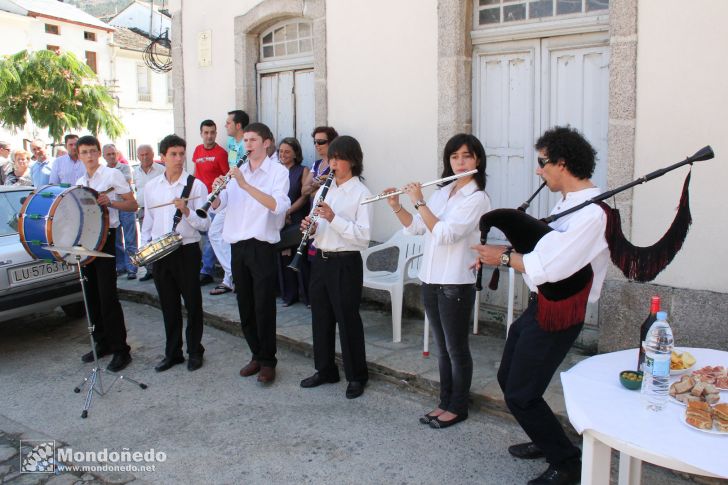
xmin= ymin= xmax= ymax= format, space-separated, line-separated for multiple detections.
xmin=257 ymin=366 xmax=275 ymax=384
xmin=239 ymin=360 xmax=260 ymax=377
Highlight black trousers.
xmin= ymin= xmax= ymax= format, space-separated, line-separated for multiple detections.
xmin=82 ymin=229 xmax=130 ymax=354
xmin=278 ymin=249 xmax=310 ymax=305
xmin=231 ymin=239 xmax=277 ymax=367
xmin=152 ymin=243 xmax=204 ymax=358
xmin=497 ymin=296 xmax=583 ymax=465
xmin=310 ymin=251 xmax=368 ymax=383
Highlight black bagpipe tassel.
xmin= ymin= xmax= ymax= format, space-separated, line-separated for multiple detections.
xmin=488 ymin=267 xmax=500 ymax=291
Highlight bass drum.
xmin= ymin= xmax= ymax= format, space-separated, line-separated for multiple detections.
xmin=18 ymin=185 xmax=109 ymax=266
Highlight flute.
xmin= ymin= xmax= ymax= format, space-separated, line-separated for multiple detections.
xmin=361 ymin=169 xmax=478 ymax=205
xmin=196 ymin=151 xmax=250 ymax=218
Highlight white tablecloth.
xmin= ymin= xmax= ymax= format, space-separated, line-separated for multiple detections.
xmin=561 ymin=348 xmax=728 ymax=478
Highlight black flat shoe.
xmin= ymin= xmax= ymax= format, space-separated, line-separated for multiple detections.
xmin=155 ymin=355 xmax=185 ymax=372
xmin=527 ymin=460 xmax=581 ymax=485
xmin=429 ymin=413 xmax=468 ymax=429
xmin=187 ymin=355 xmax=203 ymax=371
xmin=345 ymin=381 xmax=365 ymax=399
xmin=139 ymin=272 xmax=153 ymax=282
xmin=509 ymin=442 xmax=545 ymax=460
xmin=419 ymin=412 xmax=442 ymax=425
xmin=106 ymin=352 xmax=132 ymax=373
xmin=81 ymin=346 xmax=111 ymax=363
xmin=300 ymin=372 xmax=340 ymax=388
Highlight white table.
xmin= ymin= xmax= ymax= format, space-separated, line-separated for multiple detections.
xmin=561 ymin=347 xmax=728 ymax=485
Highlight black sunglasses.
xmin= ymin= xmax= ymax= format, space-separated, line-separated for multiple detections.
xmin=313 ymin=139 xmax=329 ymax=146
xmin=537 ymin=157 xmax=553 ymax=168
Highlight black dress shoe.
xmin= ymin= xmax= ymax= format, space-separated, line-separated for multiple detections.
xmin=300 ymin=372 xmax=340 ymax=388
xmin=187 ymin=355 xmax=203 ymax=371
xmin=81 ymin=346 xmax=111 ymax=363
xmin=345 ymin=381 xmax=365 ymax=399
xmin=528 ymin=460 xmax=582 ymax=485
xmin=155 ymin=355 xmax=185 ymax=372
xmin=199 ymin=274 xmax=214 ymax=286
xmin=106 ymin=352 xmax=132 ymax=372
xmin=419 ymin=412 xmax=441 ymax=425
xmin=429 ymin=413 xmax=468 ymax=429
xmin=139 ymin=272 xmax=153 ymax=282
xmin=509 ymin=442 xmax=545 ymax=460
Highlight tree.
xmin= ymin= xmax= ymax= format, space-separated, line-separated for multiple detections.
xmin=0 ymin=49 xmax=124 ymax=142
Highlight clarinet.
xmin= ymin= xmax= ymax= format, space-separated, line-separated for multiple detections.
xmin=196 ymin=151 xmax=250 ymax=218
xmin=287 ymin=170 xmax=336 ymax=272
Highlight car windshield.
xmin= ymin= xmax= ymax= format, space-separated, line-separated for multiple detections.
xmin=0 ymin=190 xmax=32 ymax=236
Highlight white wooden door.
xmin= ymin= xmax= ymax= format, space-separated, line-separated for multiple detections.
xmin=259 ymin=69 xmax=315 ymax=166
xmin=540 ymin=36 xmax=609 ymax=211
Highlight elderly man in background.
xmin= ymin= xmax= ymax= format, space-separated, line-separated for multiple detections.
xmin=30 ymin=139 xmax=54 ymax=187
xmin=103 ymin=144 xmax=138 ymax=280
xmin=133 ymin=144 xmax=165 ymax=281
xmin=0 ymin=140 xmax=11 ymax=184
xmin=49 ymin=134 xmax=84 ymax=185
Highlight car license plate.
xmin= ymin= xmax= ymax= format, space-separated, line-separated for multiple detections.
xmin=8 ymin=261 xmax=75 ymax=285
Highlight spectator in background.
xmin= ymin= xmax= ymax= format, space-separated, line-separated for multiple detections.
xmin=5 ymin=150 xmax=33 ymax=186
xmin=133 ymin=144 xmax=165 ymax=281
xmin=55 ymin=146 xmax=68 ymax=158
xmin=192 ymin=120 xmax=229 ymax=290
xmin=49 ymin=134 xmax=84 ymax=185
xmin=277 ymin=137 xmax=310 ymax=307
xmin=103 ymin=144 xmax=138 ymax=280
xmin=30 ymin=139 xmax=54 ymax=187
xmin=0 ymin=140 xmax=11 ymax=184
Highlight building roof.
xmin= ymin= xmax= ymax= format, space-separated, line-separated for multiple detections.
xmin=113 ymin=27 xmax=168 ymax=55
xmin=0 ymin=0 xmax=114 ymax=32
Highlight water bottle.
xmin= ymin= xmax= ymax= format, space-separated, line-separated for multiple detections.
xmin=640 ymin=311 xmax=674 ymax=411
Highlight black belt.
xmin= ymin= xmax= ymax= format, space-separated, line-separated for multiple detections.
xmin=317 ymin=249 xmax=359 ymax=259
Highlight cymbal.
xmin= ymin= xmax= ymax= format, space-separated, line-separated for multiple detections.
xmin=41 ymin=245 xmax=113 ymax=258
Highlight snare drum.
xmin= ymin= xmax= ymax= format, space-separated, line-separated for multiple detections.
xmin=131 ymin=232 xmax=182 ymax=267
xmin=19 ymin=185 xmax=109 ymax=266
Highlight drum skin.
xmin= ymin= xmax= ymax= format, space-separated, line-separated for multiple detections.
xmin=18 ymin=185 xmax=109 ymax=266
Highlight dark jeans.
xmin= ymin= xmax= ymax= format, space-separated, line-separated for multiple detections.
xmin=310 ymin=251 xmax=368 ymax=383
xmin=422 ymin=283 xmax=475 ymax=416
xmin=82 ymin=229 xmax=130 ymax=354
xmin=497 ymin=296 xmax=583 ymax=465
xmin=231 ymin=239 xmax=277 ymax=368
xmin=152 ymin=243 xmax=205 ymax=358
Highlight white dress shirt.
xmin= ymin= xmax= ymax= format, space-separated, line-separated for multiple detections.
xmin=312 ymin=176 xmax=372 ymax=252
xmin=140 ymin=170 xmax=210 ymax=245
xmin=216 ymin=156 xmax=290 ymax=244
xmin=76 ymin=165 xmax=132 ymax=229
xmin=133 ymin=163 xmax=165 ymax=208
xmin=522 ymin=187 xmax=609 ymax=302
xmin=404 ymin=180 xmax=491 ymax=284
xmin=51 ymin=154 xmax=86 ymax=185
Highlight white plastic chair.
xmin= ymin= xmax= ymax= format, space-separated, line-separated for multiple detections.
xmin=361 ymin=232 xmax=424 ymax=343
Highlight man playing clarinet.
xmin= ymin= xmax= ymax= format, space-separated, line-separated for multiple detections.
xmin=473 ymin=126 xmax=609 ymax=485
xmin=141 ymin=135 xmax=210 ymax=372
xmin=211 ymin=122 xmax=290 ymax=384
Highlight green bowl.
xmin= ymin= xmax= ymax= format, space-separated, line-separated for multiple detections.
xmin=619 ymin=370 xmax=643 ymax=390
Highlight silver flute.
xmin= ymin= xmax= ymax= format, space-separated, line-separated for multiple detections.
xmin=361 ymin=169 xmax=478 ymax=205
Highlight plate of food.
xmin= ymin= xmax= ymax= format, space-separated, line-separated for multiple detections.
xmin=669 ymin=375 xmax=721 ymax=405
xmin=670 ymin=349 xmax=696 ymax=375
xmin=691 ymin=365 xmax=728 ymax=390
xmin=681 ymin=401 xmax=728 ymax=435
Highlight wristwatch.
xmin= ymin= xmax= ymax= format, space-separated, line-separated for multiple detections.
xmin=414 ymin=199 xmax=427 ymax=210
xmin=500 ymin=247 xmax=513 ymax=267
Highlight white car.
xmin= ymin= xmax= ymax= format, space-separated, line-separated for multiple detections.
xmin=0 ymin=186 xmax=84 ymax=321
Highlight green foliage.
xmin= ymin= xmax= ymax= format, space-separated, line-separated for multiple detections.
xmin=0 ymin=49 xmax=124 ymax=142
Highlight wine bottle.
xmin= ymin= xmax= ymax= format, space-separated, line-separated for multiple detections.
xmin=637 ymin=296 xmax=660 ymax=372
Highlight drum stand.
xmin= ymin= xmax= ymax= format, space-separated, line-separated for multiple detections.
xmin=70 ymin=253 xmax=147 ymax=418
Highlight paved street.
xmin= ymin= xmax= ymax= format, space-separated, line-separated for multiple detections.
xmin=0 ymin=302 xmax=694 ymax=485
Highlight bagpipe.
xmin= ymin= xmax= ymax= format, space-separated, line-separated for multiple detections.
xmin=475 ymin=146 xmax=715 ymax=331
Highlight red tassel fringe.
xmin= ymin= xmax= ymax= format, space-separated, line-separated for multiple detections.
xmin=597 ymin=171 xmax=692 ymax=282
xmin=536 ymin=276 xmax=593 ymax=331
